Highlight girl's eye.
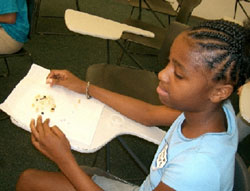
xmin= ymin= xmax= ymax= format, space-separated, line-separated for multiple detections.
xmin=174 ymin=72 xmax=183 ymax=79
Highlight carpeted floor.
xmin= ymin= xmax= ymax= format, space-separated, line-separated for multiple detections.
xmin=0 ymin=0 xmax=249 ymax=190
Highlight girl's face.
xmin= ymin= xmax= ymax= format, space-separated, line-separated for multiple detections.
xmin=157 ymin=32 xmax=216 ymax=112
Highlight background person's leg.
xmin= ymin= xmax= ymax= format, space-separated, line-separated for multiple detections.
xmin=0 ymin=27 xmax=23 ymax=54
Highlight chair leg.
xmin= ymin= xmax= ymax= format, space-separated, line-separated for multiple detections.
xmin=115 ymin=41 xmax=144 ymax=69
xmin=138 ymin=0 xmax=142 ymax=20
xmin=234 ymin=0 xmax=249 ymax=19
xmin=0 ymin=111 xmax=9 ymax=121
xmin=238 ymin=0 xmax=250 ymax=19
xmin=91 ymin=137 xmax=148 ymax=176
xmin=234 ymin=0 xmax=238 ymax=18
xmin=35 ymin=0 xmax=42 ymax=34
xmin=107 ymin=138 xmax=148 ymax=175
xmin=130 ymin=7 xmax=135 ymax=18
xmin=90 ymin=143 xmax=111 ymax=172
xmin=143 ymin=0 xmax=165 ymax=27
xmin=107 ymin=40 xmax=110 ymax=65
xmin=116 ymin=40 xmax=131 ymax=65
xmin=76 ymin=0 xmax=80 ymax=11
xmin=117 ymin=137 xmax=149 ymax=175
xmin=106 ymin=143 xmax=111 ymax=172
xmin=91 ymin=150 xmax=99 ymax=167
xmin=0 ymin=58 xmax=10 ymax=77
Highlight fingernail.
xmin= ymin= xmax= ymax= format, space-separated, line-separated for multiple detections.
xmin=46 ymin=78 xmax=52 ymax=84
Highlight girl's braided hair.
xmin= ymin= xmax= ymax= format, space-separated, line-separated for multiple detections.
xmin=187 ymin=19 xmax=250 ymax=91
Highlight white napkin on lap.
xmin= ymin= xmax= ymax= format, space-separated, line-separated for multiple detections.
xmin=0 ymin=64 xmax=104 ymax=147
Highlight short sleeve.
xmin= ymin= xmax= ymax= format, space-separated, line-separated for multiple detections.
xmin=161 ymin=153 xmax=221 ymax=191
xmin=0 ymin=0 xmax=18 ymax=15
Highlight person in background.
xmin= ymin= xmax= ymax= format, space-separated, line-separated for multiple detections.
xmin=0 ymin=0 xmax=29 ymax=54
xmin=16 ymin=19 xmax=250 ymax=191
xmin=237 ymin=81 xmax=250 ymax=142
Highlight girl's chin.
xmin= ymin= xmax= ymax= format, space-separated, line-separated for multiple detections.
xmin=159 ymin=97 xmax=170 ymax=107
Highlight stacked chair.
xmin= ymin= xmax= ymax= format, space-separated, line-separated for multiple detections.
xmin=118 ymin=0 xmax=202 ymax=69
xmin=234 ymin=0 xmax=250 ymax=19
xmin=113 ymin=0 xmax=200 ymax=26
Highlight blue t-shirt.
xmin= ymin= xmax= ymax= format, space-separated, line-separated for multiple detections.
xmin=0 ymin=0 xmax=29 ymax=43
xmin=140 ymin=100 xmax=238 ymax=191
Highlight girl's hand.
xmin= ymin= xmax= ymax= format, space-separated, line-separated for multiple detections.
xmin=30 ymin=116 xmax=74 ymax=165
xmin=46 ymin=70 xmax=86 ymax=94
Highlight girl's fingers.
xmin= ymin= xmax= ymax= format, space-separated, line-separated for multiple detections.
xmin=46 ymin=70 xmax=64 ymax=86
xmin=46 ymin=78 xmax=55 ymax=87
xmin=36 ymin=116 xmax=45 ymax=137
xmin=43 ymin=118 xmax=51 ymax=135
xmin=30 ymin=119 xmax=39 ymax=141
xmin=46 ymin=70 xmax=56 ymax=79
xmin=51 ymin=126 xmax=64 ymax=137
xmin=31 ymin=134 xmax=39 ymax=147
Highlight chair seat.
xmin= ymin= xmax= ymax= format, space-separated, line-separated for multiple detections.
xmin=122 ymin=18 xmax=168 ymax=49
xmin=86 ymin=63 xmax=161 ymax=105
xmin=233 ymin=153 xmax=250 ymax=190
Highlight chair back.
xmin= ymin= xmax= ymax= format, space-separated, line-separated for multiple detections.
xmin=176 ymin=0 xmax=202 ymax=24
xmin=233 ymin=153 xmax=250 ymax=191
xmin=157 ymin=21 xmax=189 ymax=67
xmin=26 ymin=0 xmax=39 ymax=38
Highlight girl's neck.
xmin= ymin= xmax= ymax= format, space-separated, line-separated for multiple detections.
xmin=181 ymin=105 xmax=227 ymax=139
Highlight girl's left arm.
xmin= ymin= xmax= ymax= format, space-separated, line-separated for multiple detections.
xmin=0 ymin=13 xmax=16 ymax=24
xmin=30 ymin=116 xmax=103 ymax=191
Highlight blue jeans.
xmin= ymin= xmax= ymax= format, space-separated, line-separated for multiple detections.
xmin=92 ymin=175 xmax=140 ymax=191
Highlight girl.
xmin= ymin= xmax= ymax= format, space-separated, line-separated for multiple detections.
xmin=16 ymin=19 xmax=250 ymax=191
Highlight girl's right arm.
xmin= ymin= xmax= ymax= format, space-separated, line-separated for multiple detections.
xmin=0 ymin=13 xmax=16 ymax=24
xmin=46 ymin=70 xmax=181 ymax=127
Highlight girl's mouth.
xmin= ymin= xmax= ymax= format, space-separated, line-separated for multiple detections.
xmin=156 ymin=85 xmax=169 ymax=97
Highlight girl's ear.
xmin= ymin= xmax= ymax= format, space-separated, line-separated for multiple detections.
xmin=210 ymin=84 xmax=234 ymax=103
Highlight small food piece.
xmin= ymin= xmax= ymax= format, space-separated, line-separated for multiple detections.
xmin=32 ymin=94 xmax=56 ymax=114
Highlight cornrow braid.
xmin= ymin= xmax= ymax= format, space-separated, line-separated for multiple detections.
xmin=187 ymin=19 xmax=250 ymax=91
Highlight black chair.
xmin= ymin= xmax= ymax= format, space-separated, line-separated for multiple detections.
xmin=34 ymin=0 xmax=80 ymax=35
xmin=233 ymin=153 xmax=250 ymax=191
xmin=0 ymin=0 xmax=38 ymax=77
xmin=234 ymin=0 xmax=250 ymax=19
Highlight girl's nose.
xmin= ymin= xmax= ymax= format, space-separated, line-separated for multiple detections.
xmin=158 ymin=64 xmax=171 ymax=83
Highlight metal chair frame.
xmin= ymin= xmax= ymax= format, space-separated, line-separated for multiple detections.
xmin=116 ymin=20 xmax=191 ymax=70
xmin=115 ymin=0 xmax=183 ymax=27
xmin=234 ymin=0 xmax=250 ymax=19
xmin=35 ymin=0 xmax=80 ymax=35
